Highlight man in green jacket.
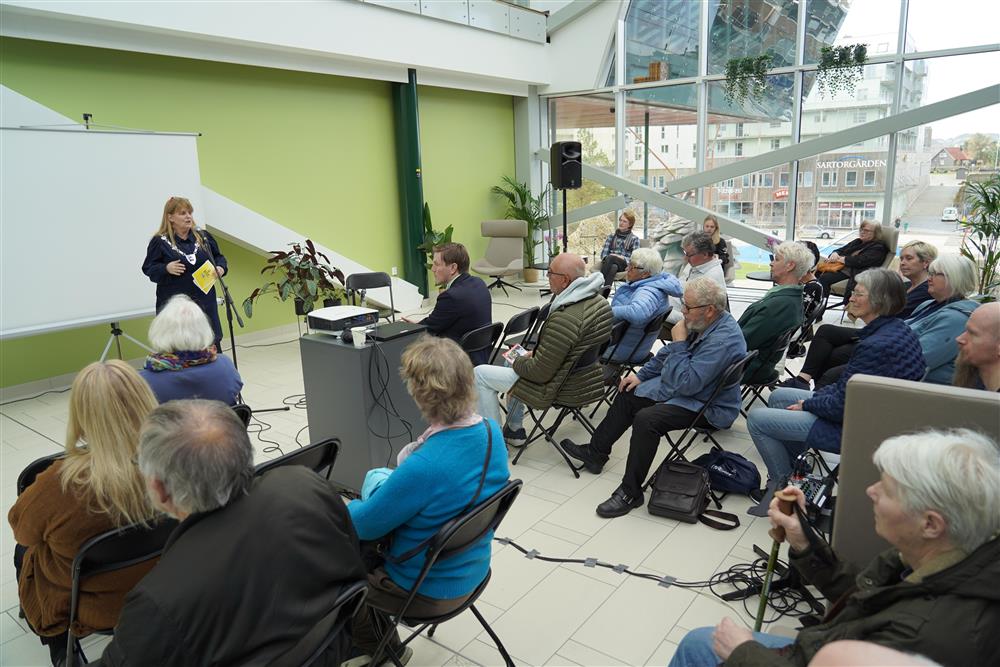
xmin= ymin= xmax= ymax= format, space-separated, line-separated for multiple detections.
xmin=738 ymin=241 xmax=814 ymax=385
xmin=669 ymin=428 xmax=1000 ymax=667
xmin=474 ymin=253 xmax=613 ymax=444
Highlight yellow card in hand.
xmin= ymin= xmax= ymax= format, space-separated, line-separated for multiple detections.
xmin=192 ymin=261 xmax=218 ymax=295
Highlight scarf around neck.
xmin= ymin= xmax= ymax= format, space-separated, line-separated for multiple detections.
xmin=396 ymin=412 xmax=482 ymax=465
xmin=144 ymin=348 xmax=217 ymax=372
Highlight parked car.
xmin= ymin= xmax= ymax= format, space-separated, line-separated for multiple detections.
xmin=798 ymin=224 xmax=832 ymax=239
xmin=941 ymin=207 xmax=959 ymax=222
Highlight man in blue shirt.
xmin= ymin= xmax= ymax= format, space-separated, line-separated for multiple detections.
xmin=563 ymin=277 xmax=748 ymax=518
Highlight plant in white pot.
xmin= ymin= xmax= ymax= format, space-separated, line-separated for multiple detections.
xmin=491 ymin=176 xmax=550 ymax=283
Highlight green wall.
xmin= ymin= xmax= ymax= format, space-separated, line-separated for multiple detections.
xmin=0 ymin=38 xmax=514 ymax=388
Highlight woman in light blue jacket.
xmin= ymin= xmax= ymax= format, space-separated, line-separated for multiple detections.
xmin=605 ymin=248 xmax=682 ymax=372
xmin=906 ymin=254 xmax=980 ymax=384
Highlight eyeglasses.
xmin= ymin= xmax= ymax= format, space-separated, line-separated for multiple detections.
xmin=683 ymin=250 xmax=700 ymax=258
xmin=927 ymin=270 xmax=944 ymax=278
xmin=681 ymin=301 xmax=711 ymax=310
xmin=548 ymin=271 xmax=571 ymax=280
xmin=627 ymin=264 xmax=644 ymax=271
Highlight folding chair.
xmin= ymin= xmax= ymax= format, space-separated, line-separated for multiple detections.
xmin=516 ymin=302 xmax=550 ymax=351
xmin=65 ymin=518 xmax=179 ymax=665
xmin=254 ymin=438 xmax=340 ymax=479
xmin=458 ymin=322 xmax=504 ymax=364
xmin=599 ymin=284 xmax=612 ymax=299
xmin=510 ymin=330 xmax=621 ymax=478
xmin=370 ymin=480 xmax=523 ymax=667
xmin=231 ymin=402 xmax=253 ymax=428
xmin=294 ymin=580 xmax=368 ymax=667
xmin=346 ymin=272 xmax=396 ymax=322
xmin=589 ymin=311 xmax=669 ymax=419
xmin=740 ymin=327 xmax=798 ymax=417
xmin=17 ymin=452 xmax=63 ymax=495
xmin=489 ymin=307 xmax=540 ymax=364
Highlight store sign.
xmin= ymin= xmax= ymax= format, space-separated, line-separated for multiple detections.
xmin=717 ymin=187 xmax=743 ymax=195
xmin=816 ymin=157 xmax=887 ymax=169
xmin=818 ymin=202 xmax=829 ymax=209
xmin=774 ymin=188 xmax=788 ymax=200
xmin=842 ymin=202 xmax=854 ymax=209
xmin=864 ymin=201 xmax=877 ymax=209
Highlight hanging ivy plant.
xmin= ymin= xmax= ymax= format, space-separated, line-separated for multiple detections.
xmin=816 ymin=43 xmax=868 ymax=98
xmin=723 ymin=54 xmax=773 ymax=105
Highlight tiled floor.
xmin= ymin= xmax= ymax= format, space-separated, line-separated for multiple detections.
xmin=0 ymin=278 xmax=823 ymax=666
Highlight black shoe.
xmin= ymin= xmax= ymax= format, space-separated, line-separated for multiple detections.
xmin=777 ymin=375 xmax=810 ymax=391
xmin=560 ymin=439 xmax=604 ymax=474
xmin=596 ymin=486 xmax=644 ymax=518
xmin=502 ymin=425 xmax=527 ymax=445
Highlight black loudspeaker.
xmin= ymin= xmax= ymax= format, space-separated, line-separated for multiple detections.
xmin=550 ymin=141 xmax=582 ymax=190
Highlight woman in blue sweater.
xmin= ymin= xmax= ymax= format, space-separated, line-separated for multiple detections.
xmin=746 ymin=269 xmax=926 ymax=515
xmin=348 ymin=336 xmax=509 ymax=661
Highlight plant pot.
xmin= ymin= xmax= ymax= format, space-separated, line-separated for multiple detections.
xmin=323 ymin=297 xmax=342 ymax=308
xmin=523 ymin=267 xmax=540 ymax=284
xmin=294 ymin=299 xmax=308 ymax=316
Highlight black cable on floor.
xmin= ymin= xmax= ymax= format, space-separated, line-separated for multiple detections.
xmin=0 ymin=387 xmax=71 ymax=407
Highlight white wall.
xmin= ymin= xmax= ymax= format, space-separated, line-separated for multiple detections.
xmin=543 ymin=0 xmax=622 ymax=94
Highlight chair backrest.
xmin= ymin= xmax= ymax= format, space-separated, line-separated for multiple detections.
xmin=600 ymin=319 xmax=630 ymax=359
xmin=481 ymin=220 xmax=526 ymax=269
xmin=880 ymin=227 xmax=900 ymax=263
xmin=745 ymin=326 xmax=798 ymax=384
xmin=254 ymin=438 xmax=341 ymax=479
xmin=599 ymin=284 xmax=612 ymax=299
xmin=231 ymin=402 xmax=253 ymax=428
xmin=346 ymin=272 xmax=395 ymax=321
xmin=459 ymin=322 xmax=504 ymax=358
xmin=490 ymin=307 xmax=540 ymax=363
xmin=834 ymin=375 xmax=1000 ymax=570
xmin=17 ymin=452 xmax=63 ymax=495
xmin=696 ymin=350 xmax=758 ymax=420
xmin=619 ymin=310 xmax=669 ymax=364
xmin=298 ymin=580 xmax=368 ymax=667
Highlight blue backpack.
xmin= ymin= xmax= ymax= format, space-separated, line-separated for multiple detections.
xmin=692 ymin=450 xmax=761 ymax=495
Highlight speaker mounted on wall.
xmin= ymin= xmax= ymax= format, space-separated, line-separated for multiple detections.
xmin=550 ymin=141 xmax=582 ymax=190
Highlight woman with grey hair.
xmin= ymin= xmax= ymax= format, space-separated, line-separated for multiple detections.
xmin=672 ymin=428 xmax=1000 ymax=667
xmin=817 ymin=219 xmax=889 ymax=300
xmin=139 ymin=294 xmax=243 ymax=404
xmin=747 ymin=269 xmax=926 ymax=515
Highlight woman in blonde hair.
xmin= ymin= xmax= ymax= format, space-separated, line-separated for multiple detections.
xmin=9 ymin=360 xmax=162 ymax=665
xmin=347 ymin=336 xmax=509 ymax=662
xmin=141 ymin=196 xmax=228 ymax=351
xmin=702 ymin=214 xmax=730 ymax=272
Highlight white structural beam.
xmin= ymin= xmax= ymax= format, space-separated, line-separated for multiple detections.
xmin=547 ymin=0 xmax=602 ymax=33
xmin=546 ymin=194 xmax=627 ymax=227
xmin=536 ymin=149 xmax=777 ymax=250
xmin=665 ymin=85 xmax=999 ymax=194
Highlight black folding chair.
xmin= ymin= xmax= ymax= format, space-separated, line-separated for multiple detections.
xmin=294 ymin=580 xmax=368 ymax=667
xmin=459 ymin=322 xmax=504 ymax=363
xmin=599 ymin=284 xmax=612 ymax=299
xmin=370 ymin=480 xmax=523 ymax=667
xmin=740 ymin=327 xmax=798 ymax=417
xmin=589 ymin=312 xmax=669 ymax=419
xmin=17 ymin=453 xmax=63 ymax=495
xmin=489 ymin=307 xmax=540 ymax=364
xmin=785 ymin=291 xmax=827 ymax=377
xmin=231 ymin=402 xmax=253 ymax=428
xmin=346 ymin=272 xmax=396 ymax=322
xmin=65 ymin=518 xmax=179 ymax=665
xmin=254 ymin=438 xmax=340 ymax=479
xmin=510 ymin=302 xmax=550 ymax=351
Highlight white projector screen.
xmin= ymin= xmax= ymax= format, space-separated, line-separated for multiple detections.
xmin=0 ymin=128 xmax=203 ymax=339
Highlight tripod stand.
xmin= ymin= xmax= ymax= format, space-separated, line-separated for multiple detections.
xmin=99 ymin=321 xmax=152 ymax=362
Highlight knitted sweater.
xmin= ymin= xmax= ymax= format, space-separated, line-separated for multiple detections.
xmin=347 ymin=421 xmax=509 ymax=599
xmin=738 ymin=284 xmax=804 ymax=384
xmin=802 ymin=316 xmax=925 ymax=450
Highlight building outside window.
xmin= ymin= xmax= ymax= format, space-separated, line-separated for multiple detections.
xmin=864 ymin=170 xmax=876 ymax=186
xmin=845 ymin=171 xmax=858 ymax=187
xmin=822 ymin=171 xmax=837 ymax=187
xmin=779 ymin=172 xmax=789 ymax=187
xmin=735 ymin=141 xmax=743 ymax=156
xmin=770 ymin=139 xmax=781 ymax=150
xmin=762 ymin=173 xmax=774 ymax=187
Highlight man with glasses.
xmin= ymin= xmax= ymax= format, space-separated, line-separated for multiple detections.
xmin=666 ymin=231 xmax=727 ymax=325
xmin=473 ymin=253 xmax=612 ymax=445
xmin=563 ymin=277 xmax=747 ymax=518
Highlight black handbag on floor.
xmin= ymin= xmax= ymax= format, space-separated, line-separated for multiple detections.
xmin=647 ymin=461 xmax=740 ymax=530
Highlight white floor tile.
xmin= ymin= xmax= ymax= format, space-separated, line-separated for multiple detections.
xmin=557 ymin=639 xmax=627 ymax=666
xmin=645 ymin=639 xmax=678 ymax=666
xmin=566 ymin=514 xmax=676 ymax=587
xmin=454 ymin=637 xmax=528 ymax=667
xmin=0 ymin=629 xmax=49 ymax=666
xmin=478 ymin=529 xmax=578 ymax=611
xmin=0 ymin=610 xmax=26 ymax=644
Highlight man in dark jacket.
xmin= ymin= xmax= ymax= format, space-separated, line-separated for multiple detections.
xmin=670 ymin=428 xmax=1000 ymax=667
xmin=474 ymin=253 xmax=612 ymax=444
xmin=415 ymin=243 xmax=492 ymax=364
xmin=95 ymin=400 xmax=366 ymax=667
xmin=738 ymin=242 xmax=813 ymax=384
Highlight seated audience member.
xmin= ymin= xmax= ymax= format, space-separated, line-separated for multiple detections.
xmin=474 ymin=253 xmax=612 ymax=444
xmin=783 ymin=256 xmax=978 ymax=389
xmin=954 ymin=302 xmax=1000 ymax=391
xmin=816 ymin=219 xmax=888 ymax=301
xmin=348 ymin=336 xmax=509 ymax=663
xmin=599 ymin=210 xmax=641 ymax=286
xmin=9 ymin=361 xmax=161 ymax=666
xmin=798 ymin=240 xmax=824 ymax=318
xmin=738 ymin=242 xmax=813 ymax=384
xmin=411 ymin=242 xmax=492 ymax=364
xmin=809 ymin=641 xmax=941 ymax=667
xmin=96 ymin=400 xmax=366 ymax=666
xmin=562 ymin=278 xmax=747 ymax=518
xmin=897 ymin=240 xmax=938 ymax=318
xmin=747 ymin=269 xmax=925 ymax=515
xmin=602 ymin=247 xmax=682 ymax=382
xmin=670 ymin=428 xmax=1000 ymax=667
xmin=139 ymin=294 xmax=242 ymax=404
xmin=665 ymin=231 xmax=727 ymax=325
xmin=703 ymin=214 xmax=731 ymax=274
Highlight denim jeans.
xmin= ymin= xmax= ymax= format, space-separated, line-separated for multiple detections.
xmin=668 ymin=626 xmax=794 ymax=667
xmin=473 ymin=365 xmax=525 ymax=431
xmin=746 ymin=387 xmax=817 ymax=482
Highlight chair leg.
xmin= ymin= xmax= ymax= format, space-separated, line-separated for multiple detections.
xmin=470 ymin=605 xmax=516 ymax=667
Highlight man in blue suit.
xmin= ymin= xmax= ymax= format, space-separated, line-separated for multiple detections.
xmin=417 ymin=243 xmax=493 ymax=364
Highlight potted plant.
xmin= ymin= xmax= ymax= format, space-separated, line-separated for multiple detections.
xmin=242 ymin=239 xmax=346 ymax=317
xmin=960 ymin=175 xmax=1000 ymax=301
xmin=723 ymin=54 xmax=772 ymax=105
xmin=816 ymin=43 xmax=868 ymax=98
xmin=491 ymin=176 xmax=550 ymax=283
xmin=415 ymin=203 xmax=453 ymax=269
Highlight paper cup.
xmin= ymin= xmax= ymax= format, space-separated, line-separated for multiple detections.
xmin=351 ymin=327 xmax=367 ymax=348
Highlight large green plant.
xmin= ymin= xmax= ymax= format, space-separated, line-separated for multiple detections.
xmin=415 ymin=203 xmax=453 ymax=269
xmin=242 ymin=239 xmax=345 ymax=317
xmin=960 ymin=175 xmax=1000 ymax=300
xmin=816 ymin=44 xmax=868 ymax=98
xmin=491 ymin=176 xmax=550 ymax=266
xmin=723 ymin=55 xmax=772 ymax=105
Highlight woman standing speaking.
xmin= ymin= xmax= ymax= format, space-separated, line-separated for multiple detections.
xmin=142 ymin=197 xmax=228 ymax=352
